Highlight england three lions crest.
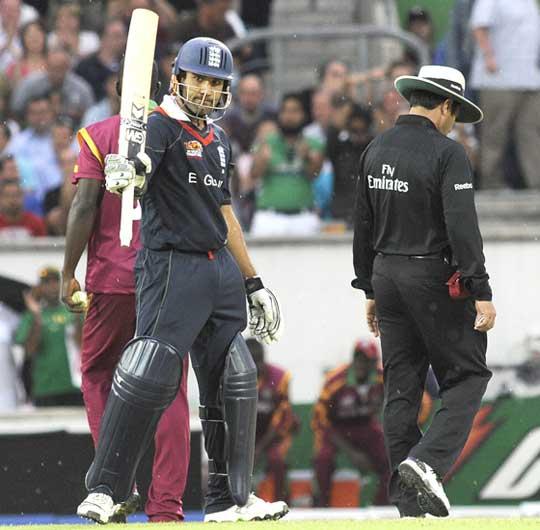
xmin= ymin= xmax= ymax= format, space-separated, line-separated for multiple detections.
xmin=185 ymin=140 xmax=203 ymax=158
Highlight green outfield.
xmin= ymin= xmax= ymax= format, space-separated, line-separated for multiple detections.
xmin=5 ymin=520 xmax=540 ymax=530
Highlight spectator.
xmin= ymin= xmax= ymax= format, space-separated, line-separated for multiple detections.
xmin=223 ymin=74 xmax=276 ymax=154
xmin=107 ymin=0 xmax=179 ymax=57
xmin=446 ymin=0 xmax=476 ymax=82
xmin=303 ymin=89 xmax=334 ymax=219
xmin=250 ymin=92 xmax=324 ymax=236
xmin=74 ymin=19 xmax=126 ymax=102
xmin=312 ymin=339 xmax=390 ymax=507
xmin=403 ymin=6 xmax=446 ymax=65
xmin=0 ymin=0 xmax=39 ymax=71
xmin=240 ymin=0 xmax=273 ymax=30
xmin=11 ymin=47 xmax=95 ymax=124
xmin=386 ymin=60 xmax=417 ymax=83
xmin=517 ymin=328 xmax=540 ymax=385
xmin=7 ymin=94 xmax=61 ymax=212
xmin=15 ymin=266 xmax=83 ymax=407
xmin=175 ymin=0 xmax=245 ymax=45
xmin=405 ymin=7 xmax=434 ymax=58
xmin=51 ymin=115 xmax=75 ymax=154
xmin=300 ymin=59 xmax=351 ymax=122
xmin=80 ymin=69 xmax=120 ymax=127
xmin=470 ymin=0 xmax=540 ymax=189
xmin=247 ymin=338 xmax=299 ymax=503
xmin=0 ymin=154 xmax=37 ymax=213
xmin=448 ymin=123 xmax=479 ymax=173
xmin=0 ymin=178 xmax=47 ymax=238
xmin=326 ymin=102 xmax=374 ymax=224
xmin=0 ymin=122 xmax=11 ymax=156
xmin=372 ymin=79 xmax=409 ymax=134
xmin=222 ymin=73 xmax=276 ymax=229
xmin=47 ymin=2 xmax=100 ymax=60
xmin=43 ymin=147 xmax=77 ymax=236
xmin=0 ymin=275 xmax=29 ymax=411
xmin=5 ymin=20 xmax=47 ymax=88
xmin=239 ymin=0 xmax=273 ymax=70
xmin=155 ymin=41 xmax=178 ymax=104
xmin=0 ymin=73 xmax=20 ymax=135
xmin=0 ymin=154 xmax=18 ymax=180
xmin=110 ymin=0 xmax=178 ymax=29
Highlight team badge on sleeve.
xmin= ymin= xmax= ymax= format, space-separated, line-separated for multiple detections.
xmin=185 ymin=140 xmax=203 ymax=158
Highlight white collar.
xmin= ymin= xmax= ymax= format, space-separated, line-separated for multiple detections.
xmin=159 ymin=95 xmax=191 ymax=122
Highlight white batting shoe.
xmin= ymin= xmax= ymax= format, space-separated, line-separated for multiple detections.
xmin=77 ymin=492 xmax=115 ymax=524
xmin=204 ymin=504 xmax=242 ymax=523
xmin=204 ymin=494 xmax=289 ymax=522
xmin=237 ymin=494 xmax=289 ymax=521
xmin=398 ymin=458 xmax=450 ymax=517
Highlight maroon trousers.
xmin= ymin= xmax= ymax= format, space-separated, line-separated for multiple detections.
xmin=80 ymin=293 xmax=190 ymax=522
xmin=314 ymin=419 xmax=390 ymax=506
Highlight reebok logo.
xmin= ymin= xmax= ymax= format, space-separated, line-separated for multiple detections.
xmin=454 ymin=182 xmax=473 ymax=191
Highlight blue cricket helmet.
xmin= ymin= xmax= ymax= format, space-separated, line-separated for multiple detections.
xmin=173 ymin=37 xmax=234 ymax=81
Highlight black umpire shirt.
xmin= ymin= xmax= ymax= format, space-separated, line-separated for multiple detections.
xmin=141 ymin=102 xmax=232 ymax=253
xmin=352 ymin=114 xmax=491 ymax=301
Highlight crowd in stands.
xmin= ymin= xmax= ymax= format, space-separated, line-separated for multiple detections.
xmin=0 ymin=0 xmax=538 ymax=240
xmin=0 ymin=0 xmax=539 ymax=510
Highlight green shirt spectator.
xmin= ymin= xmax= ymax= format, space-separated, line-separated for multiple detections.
xmin=255 ymin=131 xmax=324 ymax=212
xmin=15 ymin=266 xmax=82 ymax=406
xmin=250 ymin=93 xmax=324 ymax=236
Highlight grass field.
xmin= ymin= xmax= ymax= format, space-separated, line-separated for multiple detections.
xmin=4 ymin=520 xmax=540 ymax=530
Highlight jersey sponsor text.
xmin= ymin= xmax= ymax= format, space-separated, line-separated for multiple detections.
xmin=188 ymin=171 xmax=223 ymax=188
xmin=368 ymin=175 xmax=409 ymax=193
xmin=368 ymin=163 xmax=409 ymax=193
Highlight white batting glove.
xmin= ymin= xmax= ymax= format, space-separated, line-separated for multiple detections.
xmin=245 ymin=277 xmax=283 ymax=344
xmin=104 ymin=153 xmax=151 ymax=196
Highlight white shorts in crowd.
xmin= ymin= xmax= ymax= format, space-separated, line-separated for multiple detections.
xmin=250 ymin=210 xmax=321 ymax=237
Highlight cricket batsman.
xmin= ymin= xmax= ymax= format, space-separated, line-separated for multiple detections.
xmin=62 ymin=62 xmax=190 ymax=523
xmin=76 ymin=37 xmax=288 ymax=523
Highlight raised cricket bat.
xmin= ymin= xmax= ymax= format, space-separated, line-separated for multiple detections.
xmin=119 ymin=8 xmax=159 ymax=247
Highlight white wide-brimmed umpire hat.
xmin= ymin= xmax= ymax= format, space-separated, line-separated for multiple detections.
xmin=394 ymin=65 xmax=483 ymax=124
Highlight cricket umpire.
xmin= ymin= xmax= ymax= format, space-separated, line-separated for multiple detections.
xmin=352 ymin=65 xmax=496 ymax=518
xmin=77 ymin=37 xmax=287 ymax=524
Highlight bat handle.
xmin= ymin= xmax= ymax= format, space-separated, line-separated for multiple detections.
xmin=120 ymin=182 xmax=135 ymax=247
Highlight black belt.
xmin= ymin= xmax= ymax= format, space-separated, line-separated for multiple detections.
xmin=260 ymin=208 xmax=310 ymax=216
xmin=152 ymin=245 xmax=225 ymax=260
xmin=377 ymin=251 xmax=450 ymax=264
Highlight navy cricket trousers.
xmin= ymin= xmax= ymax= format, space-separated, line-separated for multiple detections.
xmin=134 ymin=246 xmax=247 ymax=406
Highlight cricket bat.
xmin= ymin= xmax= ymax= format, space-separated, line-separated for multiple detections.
xmin=119 ymin=8 xmax=159 ymax=247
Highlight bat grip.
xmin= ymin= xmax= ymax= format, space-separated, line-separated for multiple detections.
xmin=120 ymin=183 xmax=135 ymax=247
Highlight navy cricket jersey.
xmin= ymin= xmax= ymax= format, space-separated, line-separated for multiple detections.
xmin=141 ymin=96 xmax=232 ymax=252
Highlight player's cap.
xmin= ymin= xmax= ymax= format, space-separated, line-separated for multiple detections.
xmin=173 ymin=37 xmax=234 ymax=81
xmin=38 ymin=266 xmax=60 ymax=282
xmin=353 ymin=339 xmax=379 ymax=361
xmin=394 ymin=64 xmax=483 ymax=124
xmin=407 ymin=6 xmax=431 ymax=23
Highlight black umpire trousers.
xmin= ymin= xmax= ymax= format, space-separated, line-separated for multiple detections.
xmin=372 ymin=254 xmax=491 ymax=514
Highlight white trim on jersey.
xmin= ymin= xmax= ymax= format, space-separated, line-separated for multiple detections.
xmin=160 ymin=95 xmax=191 ymax=122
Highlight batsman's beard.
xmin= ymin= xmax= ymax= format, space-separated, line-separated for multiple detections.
xmin=170 ymin=77 xmax=231 ymax=121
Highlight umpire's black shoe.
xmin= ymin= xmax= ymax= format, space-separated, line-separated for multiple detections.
xmin=397 ymin=482 xmax=426 ymax=518
xmin=110 ymin=492 xmax=141 ymax=523
xmin=398 ymin=458 xmax=450 ymax=517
